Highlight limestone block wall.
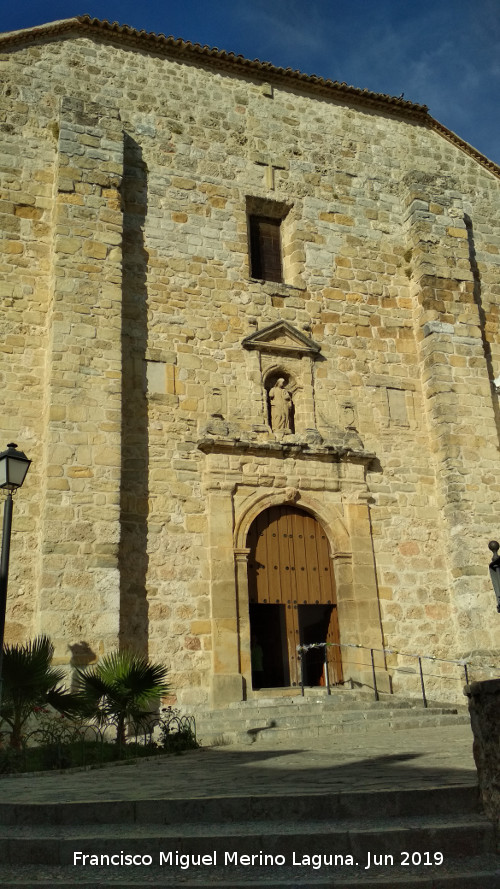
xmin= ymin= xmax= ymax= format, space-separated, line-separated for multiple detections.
xmin=0 ymin=49 xmax=55 ymax=641
xmin=36 ymin=96 xmax=124 ymax=665
xmin=1 ymin=25 xmax=499 ymax=702
xmin=404 ymin=187 xmax=500 ymax=662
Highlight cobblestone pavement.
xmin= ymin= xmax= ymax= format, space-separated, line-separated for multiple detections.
xmin=0 ymin=723 xmax=477 ymax=804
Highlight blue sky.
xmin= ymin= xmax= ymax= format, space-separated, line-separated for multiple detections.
xmin=3 ymin=1 xmax=500 ymax=165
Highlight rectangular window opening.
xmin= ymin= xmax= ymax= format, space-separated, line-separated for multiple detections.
xmin=249 ymin=215 xmax=283 ymax=283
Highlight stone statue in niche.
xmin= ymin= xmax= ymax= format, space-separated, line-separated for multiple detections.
xmin=268 ymin=378 xmax=293 ymax=433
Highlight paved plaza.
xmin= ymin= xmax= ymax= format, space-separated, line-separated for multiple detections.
xmin=0 ymin=723 xmax=477 ymax=805
xmin=2 ymin=722 xmax=498 ymax=888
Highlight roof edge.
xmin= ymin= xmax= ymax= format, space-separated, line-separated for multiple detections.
xmin=0 ymin=15 xmax=429 ymax=117
xmin=1 ymin=15 xmax=499 ymax=179
xmin=427 ymin=116 xmax=500 ymax=177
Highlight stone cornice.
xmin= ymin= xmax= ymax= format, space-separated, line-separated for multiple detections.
xmin=197 ymin=436 xmax=375 ymax=466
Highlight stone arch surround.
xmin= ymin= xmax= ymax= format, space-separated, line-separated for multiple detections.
xmin=234 ymin=488 xmax=350 ymax=558
xmin=232 ymin=490 xmax=384 ymax=701
xmin=207 ymin=474 xmax=386 ymax=707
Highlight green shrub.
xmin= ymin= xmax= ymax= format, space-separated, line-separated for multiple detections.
xmin=75 ymin=650 xmax=170 ymax=745
xmin=0 ymin=636 xmax=83 ymax=749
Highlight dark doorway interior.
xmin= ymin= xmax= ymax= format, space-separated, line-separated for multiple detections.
xmin=298 ymin=604 xmax=333 ymax=686
xmin=250 ymin=603 xmax=289 ymax=688
xmin=247 ymin=505 xmax=343 ymax=688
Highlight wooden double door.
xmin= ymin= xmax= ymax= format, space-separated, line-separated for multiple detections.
xmin=247 ymin=506 xmax=342 ymax=688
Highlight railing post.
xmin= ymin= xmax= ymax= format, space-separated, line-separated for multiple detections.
xmin=418 ymin=657 xmax=428 ymax=708
xmin=324 ymin=646 xmax=331 ymax=695
xmin=293 ymin=640 xmax=496 ymax=704
xmin=370 ymin=648 xmax=379 ymax=701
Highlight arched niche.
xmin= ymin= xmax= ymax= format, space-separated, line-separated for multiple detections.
xmin=262 ymin=367 xmax=298 ymax=434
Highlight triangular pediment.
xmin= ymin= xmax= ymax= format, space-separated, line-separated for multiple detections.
xmin=242 ymin=321 xmax=321 ymax=357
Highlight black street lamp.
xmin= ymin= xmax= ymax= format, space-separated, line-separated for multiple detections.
xmin=487 ymin=541 xmax=500 ymax=613
xmin=0 ymin=443 xmax=31 ymax=713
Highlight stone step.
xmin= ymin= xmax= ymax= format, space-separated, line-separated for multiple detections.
xmin=225 ymin=693 xmax=424 ymax=710
xmin=0 ymin=785 xmax=496 ymax=887
xmin=0 ymin=815 xmax=495 ymax=871
xmin=191 ymin=693 xmax=468 ymax=743
xmin=226 ymin=688 xmax=465 ymax=705
xmin=0 ymin=856 xmax=498 ymax=887
xmin=225 ymin=689 xmax=424 ymax=705
xmin=196 ymin=711 xmax=469 ymax=746
xmin=0 ymin=812 xmax=494 ymax=856
xmin=0 ymin=820 xmax=496 ymax=886
xmin=199 ymin=700 xmax=419 ymax=721
xmin=195 ymin=704 xmax=463 ymax=726
xmin=227 ymin=689 xmax=386 ymax=705
xmin=0 ymin=785 xmax=481 ymax=825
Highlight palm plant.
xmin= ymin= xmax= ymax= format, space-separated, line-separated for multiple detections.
xmin=75 ymin=650 xmax=170 ymax=745
xmin=0 ymin=636 xmax=83 ymax=749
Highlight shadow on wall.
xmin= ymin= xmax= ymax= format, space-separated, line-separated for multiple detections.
xmin=118 ymin=134 xmax=150 ymax=655
xmin=465 ymin=214 xmax=500 ymax=446
xmin=68 ymin=641 xmax=97 ymax=668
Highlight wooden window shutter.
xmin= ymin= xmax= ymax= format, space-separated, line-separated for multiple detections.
xmin=249 ymin=216 xmax=283 ymax=283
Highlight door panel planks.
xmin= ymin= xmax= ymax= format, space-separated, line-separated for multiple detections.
xmin=247 ymin=506 xmax=343 ymax=687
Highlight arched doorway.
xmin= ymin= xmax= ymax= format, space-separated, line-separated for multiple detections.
xmin=247 ymin=505 xmax=342 ymax=689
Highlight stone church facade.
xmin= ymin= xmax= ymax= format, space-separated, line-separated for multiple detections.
xmin=1 ymin=16 xmax=499 ymax=707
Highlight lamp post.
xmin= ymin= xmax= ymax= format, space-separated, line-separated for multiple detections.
xmin=487 ymin=541 xmax=500 ymax=613
xmin=0 ymin=443 xmax=31 ymax=714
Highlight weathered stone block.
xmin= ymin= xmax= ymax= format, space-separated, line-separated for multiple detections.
xmin=464 ymin=679 xmax=500 ymax=826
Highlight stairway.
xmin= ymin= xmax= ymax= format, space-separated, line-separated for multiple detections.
xmin=0 ymin=784 xmax=497 ymax=887
xmin=193 ymin=688 xmax=470 ymax=747
xmin=0 ymin=692 xmax=496 ymax=887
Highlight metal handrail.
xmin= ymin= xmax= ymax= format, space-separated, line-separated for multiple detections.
xmin=296 ymin=640 xmax=500 ymax=706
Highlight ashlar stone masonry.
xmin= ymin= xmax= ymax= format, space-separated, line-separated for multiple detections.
xmin=1 ymin=16 xmax=499 ymax=707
